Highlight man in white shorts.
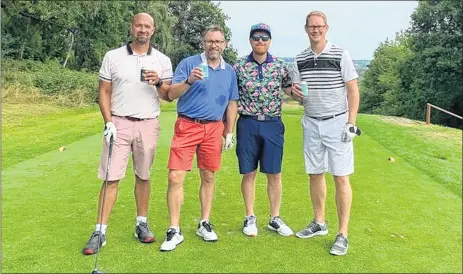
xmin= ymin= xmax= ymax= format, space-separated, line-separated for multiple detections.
xmin=82 ymin=13 xmax=173 ymax=255
xmin=292 ymin=10 xmax=361 ymax=256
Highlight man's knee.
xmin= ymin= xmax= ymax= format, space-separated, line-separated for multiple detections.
xmin=334 ymin=175 xmax=350 ymax=185
xmin=200 ymin=169 xmax=215 ymax=185
xmin=266 ymin=173 xmax=281 ymax=184
xmin=168 ymin=170 xmax=185 ymax=185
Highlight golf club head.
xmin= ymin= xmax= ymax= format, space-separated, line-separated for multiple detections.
xmin=92 ymin=270 xmax=104 ymax=274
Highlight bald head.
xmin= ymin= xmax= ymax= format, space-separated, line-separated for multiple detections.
xmin=132 ymin=13 xmax=154 ymax=27
xmin=131 ymin=13 xmax=156 ymax=45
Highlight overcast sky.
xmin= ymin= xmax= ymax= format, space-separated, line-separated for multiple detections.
xmin=216 ymin=1 xmax=418 ymax=60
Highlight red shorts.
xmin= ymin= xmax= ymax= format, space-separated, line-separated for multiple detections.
xmin=168 ymin=117 xmax=224 ymax=171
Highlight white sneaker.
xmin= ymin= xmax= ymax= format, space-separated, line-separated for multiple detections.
xmin=160 ymin=228 xmax=184 ymax=252
xmin=196 ymin=221 xmax=218 ymax=242
xmin=267 ymin=216 xmax=294 ymax=236
xmin=242 ymin=215 xmax=258 ymax=237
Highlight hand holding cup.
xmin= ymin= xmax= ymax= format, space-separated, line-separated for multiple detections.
xmin=187 ymin=67 xmax=205 ymax=84
xmin=141 ymin=68 xmax=160 ymax=86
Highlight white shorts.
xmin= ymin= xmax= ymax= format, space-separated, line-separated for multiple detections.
xmin=301 ymin=113 xmax=354 ymax=176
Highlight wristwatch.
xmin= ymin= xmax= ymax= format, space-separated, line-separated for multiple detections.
xmin=184 ymin=79 xmax=192 ymax=85
xmin=155 ymin=79 xmax=163 ymax=88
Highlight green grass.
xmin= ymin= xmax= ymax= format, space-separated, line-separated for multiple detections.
xmin=2 ymin=104 xmax=462 ymax=273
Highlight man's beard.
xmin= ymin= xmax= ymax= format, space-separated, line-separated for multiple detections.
xmin=135 ymin=36 xmax=149 ymax=44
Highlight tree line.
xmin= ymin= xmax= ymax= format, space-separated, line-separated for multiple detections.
xmin=1 ymin=0 xmax=238 ymax=70
xmin=360 ymin=0 xmax=462 ymax=127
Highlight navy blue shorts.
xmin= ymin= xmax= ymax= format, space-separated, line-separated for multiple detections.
xmin=236 ymin=115 xmax=285 ymax=174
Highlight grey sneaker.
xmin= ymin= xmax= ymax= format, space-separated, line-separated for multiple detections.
xmin=267 ymin=216 xmax=294 ymax=236
xmin=134 ymin=222 xmax=155 ymax=243
xmin=242 ymin=215 xmax=258 ymax=237
xmin=330 ymin=233 xmax=349 ymax=256
xmin=82 ymin=231 xmax=106 ymax=255
xmin=296 ymin=220 xmax=328 ymax=238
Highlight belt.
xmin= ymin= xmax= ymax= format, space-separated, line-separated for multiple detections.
xmin=241 ymin=114 xmax=281 ymax=121
xmin=307 ymin=111 xmax=347 ymax=121
xmin=178 ymin=114 xmax=218 ymax=124
xmin=113 ymin=115 xmax=153 ymax=121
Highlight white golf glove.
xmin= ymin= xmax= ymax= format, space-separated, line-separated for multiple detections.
xmin=223 ymin=133 xmax=234 ymax=151
xmin=103 ymin=122 xmax=117 ymax=143
xmin=341 ymin=123 xmax=361 ymax=142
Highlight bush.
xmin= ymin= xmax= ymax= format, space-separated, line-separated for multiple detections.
xmin=1 ymin=59 xmax=98 ymax=106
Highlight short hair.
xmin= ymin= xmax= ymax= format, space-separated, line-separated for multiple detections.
xmin=202 ymin=25 xmax=225 ymax=39
xmin=305 ymin=11 xmax=328 ymax=26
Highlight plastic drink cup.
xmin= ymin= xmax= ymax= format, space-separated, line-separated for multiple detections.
xmin=300 ymin=81 xmax=308 ymax=96
xmin=140 ymin=67 xmax=154 ymax=83
xmin=200 ymin=63 xmax=209 ymax=78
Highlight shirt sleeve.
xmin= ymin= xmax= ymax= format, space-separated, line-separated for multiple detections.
xmin=99 ymin=53 xmax=111 ymax=82
xmin=341 ymin=50 xmax=359 ymax=82
xmin=281 ymin=62 xmax=292 ymax=88
xmin=289 ymin=58 xmax=301 ymax=83
xmin=161 ymin=56 xmax=173 ymax=81
xmin=229 ymin=70 xmax=239 ymax=101
xmin=172 ymin=59 xmax=189 ymax=84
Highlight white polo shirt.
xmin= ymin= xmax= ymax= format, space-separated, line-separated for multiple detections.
xmin=99 ymin=43 xmax=173 ymax=119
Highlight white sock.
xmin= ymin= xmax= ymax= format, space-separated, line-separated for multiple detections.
xmin=200 ymin=219 xmax=209 ymax=224
xmin=136 ymin=216 xmax=147 ymax=226
xmin=316 ymin=220 xmax=326 ymax=225
xmin=95 ymin=224 xmax=107 ymax=235
xmin=169 ymin=226 xmax=180 ymax=232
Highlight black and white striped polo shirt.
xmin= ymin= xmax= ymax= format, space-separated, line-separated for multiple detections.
xmin=295 ymin=42 xmax=358 ymax=117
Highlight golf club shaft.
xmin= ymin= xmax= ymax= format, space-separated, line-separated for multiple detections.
xmin=93 ymin=136 xmax=114 ymax=272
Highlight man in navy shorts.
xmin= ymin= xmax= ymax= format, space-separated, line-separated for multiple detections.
xmin=233 ymin=23 xmax=304 ymax=237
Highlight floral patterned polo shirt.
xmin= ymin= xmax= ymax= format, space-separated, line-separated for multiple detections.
xmin=233 ymin=53 xmax=292 ymax=117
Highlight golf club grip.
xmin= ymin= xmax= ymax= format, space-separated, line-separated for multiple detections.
xmin=107 ymin=136 xmax=114 ymax=170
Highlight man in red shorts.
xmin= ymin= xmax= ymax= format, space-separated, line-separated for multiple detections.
xmin=159 ymin=25 xmax=239 ymax=252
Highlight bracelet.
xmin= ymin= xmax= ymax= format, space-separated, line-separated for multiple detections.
xmin=184 ymin=79 xmax=192 ymax=86
xmin=155 ymin=79 xmax=163 ymax=88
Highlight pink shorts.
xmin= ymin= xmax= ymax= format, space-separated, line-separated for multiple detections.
xmin=98 ymin=116 xmax=160 ymax=181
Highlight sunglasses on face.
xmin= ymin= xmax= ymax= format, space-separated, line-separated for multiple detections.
xmin=251 ymin=35 xmax=270 ymax=42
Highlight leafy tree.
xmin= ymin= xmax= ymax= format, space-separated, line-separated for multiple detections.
xmin=167 ymin=1 xmax=238 ymax=66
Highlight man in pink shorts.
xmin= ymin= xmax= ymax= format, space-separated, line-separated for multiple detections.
xmin=159 ymin=25 xmax=239 ymax=252
xmin=82 ymin=13 xmax=173 ymax=255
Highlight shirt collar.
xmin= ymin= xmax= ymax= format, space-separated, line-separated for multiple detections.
xmin=200 ymin=52 xmax=226 ymax=70
xmin=126 ymin=42 xmax=152 ymax=55
xmin=310 ymin=41 xmax=332 ymax=55
xmin=246 ymin=52 xmax=274 ymax=64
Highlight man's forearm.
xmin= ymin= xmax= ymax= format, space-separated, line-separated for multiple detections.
xmin=98 ymin=80 xmax=112 ymax=123
xmin=168 ymin=82 xmax=190 ymax=100
xmin=99 ymin=91 xmax=112 ymax=123
xmin=157 ymin=80 xmax=172 ymax=102
xmin=346 ymin=80 xmax=360 ymax=124
xmin=225 ymin=101 xmax=238 ymax=133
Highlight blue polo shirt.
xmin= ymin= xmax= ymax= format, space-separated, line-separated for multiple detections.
xmin=172 ymin=53 xmax=239 ymax=121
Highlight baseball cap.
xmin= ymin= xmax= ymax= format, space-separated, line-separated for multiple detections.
xmin=249 ymin=23 xmax=271 ymax=38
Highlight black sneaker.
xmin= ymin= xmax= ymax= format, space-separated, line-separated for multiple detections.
xmin=330 ymin=233 xmax=349 ymax=256
xmin=295 ymin=220 xmax=328 ymax=238
xmin=134 ymin=222 xmax=155 ymax=243
xmin=82 ymin=231 xmax=106 ymax=255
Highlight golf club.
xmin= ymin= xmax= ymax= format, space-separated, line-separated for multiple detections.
xmin=91 ymin=136 xmax=114 ymax=274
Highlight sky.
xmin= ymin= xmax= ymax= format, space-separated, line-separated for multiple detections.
xmin=216 ymin=1 xmax=419 ymax=60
